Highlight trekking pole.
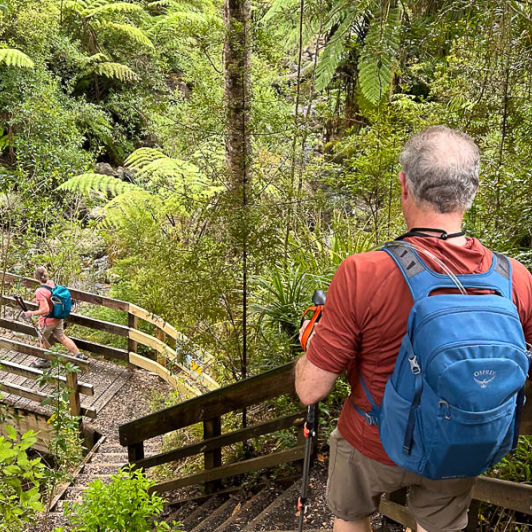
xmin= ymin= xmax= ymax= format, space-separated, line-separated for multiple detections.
xmin=14 ymin=295 xmax=51 ymax=348
xmin=298 ymin=289 xmax=326 ymax=532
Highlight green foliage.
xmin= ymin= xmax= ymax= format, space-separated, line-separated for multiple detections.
xmin=358 ymin=5 xmax=401 ymax=105
xmin=58 ymin=173 xmax=143 ymax=197
xmin=0 ymin=427 xmax=45 ymax=532
xmin=64 ymin=465 xmax=182 ymax=531
xmin=0 ymin=48 xmax=34 ymax=68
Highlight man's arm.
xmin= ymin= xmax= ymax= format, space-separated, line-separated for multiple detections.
xmin=295 ymin=353 xmax=339 ymax=405
xmin=25 ymin=299 xmax=49 ymax=317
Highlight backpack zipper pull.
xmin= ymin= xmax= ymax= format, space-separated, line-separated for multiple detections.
xmin=409 ymin=355 xmax=421 ymax=375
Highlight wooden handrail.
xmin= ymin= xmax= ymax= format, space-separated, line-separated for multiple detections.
xmin=0 ymin=272 xmax=218 ymax=393
xmin=119 ymin=361 xmax=296 ymax=446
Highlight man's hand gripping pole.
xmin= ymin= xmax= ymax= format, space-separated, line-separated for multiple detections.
xmin=298 ymin=289 xmax=326 ymax=532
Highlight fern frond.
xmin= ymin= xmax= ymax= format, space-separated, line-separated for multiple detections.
xmin=0 ymin=49 xmax=35 ymax=68
xmin=358 ymin=6 xmax=401 ymax=105
xmin=87 ymin=52 xmax=109 ymax=63
xmin=315 ymin=3 xmax=360 ymax=91
xmin=102 ymin=23 xmax=154 ymax=48
xmin=87 ymin=2 xmax=143 ymax=18
xmin=101 ymin=191 xmax=160 ymax=229
xmin=262 ymin=0 xmax=300 ymax=25
xmin=125 ymin=148 xmax=169 ymax=170
xmin=93 ymin=61 xmax=139 ymax=81
xmin=57 ymin=173 xmax=142 ymax=196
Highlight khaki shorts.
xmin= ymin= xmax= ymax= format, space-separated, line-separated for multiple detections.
xmin=327 ymin=428 xmax=476 ymax=532
xmin=41 ymin=320 xmax=65 ymax=340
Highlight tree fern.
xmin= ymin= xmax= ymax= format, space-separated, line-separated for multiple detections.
xmin=100 ymin=23 xmax=154 ymax=48
xmin=86 ymin=2 xmax=144 ymax=19
xmin=57 ymin=174 xmax=143 ymax=196
xmin=358 ymin=5 xmax=401 ymax=105
xmin=315 ymin=4 xmax=360 ymax=91
xmin=0 ymin=49 xmax=34 ymax=68
xmin=92 ymin=61 xmax=139 ymax=81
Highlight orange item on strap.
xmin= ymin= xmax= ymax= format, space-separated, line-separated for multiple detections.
xmin=300 ymin=305 xmax=323 ymax=351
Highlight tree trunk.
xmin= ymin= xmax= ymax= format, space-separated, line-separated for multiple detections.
xmin=224 ymin=0 xmax=252 ymax=394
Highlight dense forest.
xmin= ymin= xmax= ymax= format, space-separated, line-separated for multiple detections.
xmin=2 ymin=1 xmax=532 ymax=530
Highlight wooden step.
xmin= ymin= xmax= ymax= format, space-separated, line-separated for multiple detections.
xmin=241 ymin=483 xmax=300 ymax=532
xmin=178 ymin=496 xmax=223 ymax=530
xmin=190 ymin=496 xmax=242 ymax=532
xmin=217 ymin=485 xmax=283 ymax=532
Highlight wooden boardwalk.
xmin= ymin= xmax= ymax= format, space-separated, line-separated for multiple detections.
xmin=0 ymin=332 xmax=129 ymax=418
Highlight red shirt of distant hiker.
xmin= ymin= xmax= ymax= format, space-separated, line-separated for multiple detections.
xmin=35 ymin=280 xmax=59 ymax=326
xmin=295 ymin=126 xmax=532 ymax=532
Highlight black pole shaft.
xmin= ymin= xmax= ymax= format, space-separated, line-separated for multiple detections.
xmin=298 ymin=403 xmax=316 ymax=532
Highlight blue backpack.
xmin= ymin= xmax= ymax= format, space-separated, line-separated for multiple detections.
xmin=354 ymin=243 xmax=529 ymax=480
xmin=40 ymin=284 xmax=72 ymax=320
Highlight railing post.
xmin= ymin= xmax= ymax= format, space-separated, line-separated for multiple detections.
xmin=204 ymin=416 xmax=222 ymax=493
xmin=66 ymin=371 xmax=81 ymax=418
xmin=128 ymin=311 xmax=138 ymax=368
xmin=128 ymin=442 xmax=145 ymax=469
xmin=156 ymin=328 xmax=166 ymax=368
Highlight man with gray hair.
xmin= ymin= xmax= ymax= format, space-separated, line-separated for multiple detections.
xmin=295 ymin=126 xmax=532 ymax=532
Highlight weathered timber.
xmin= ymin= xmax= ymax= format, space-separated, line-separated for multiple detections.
xmin=70 ymin=337 xmax=128 ymax=361
xmin=0 ymin=318 xmax=128 ymax=360
xmin=521 ymin=380 xmax=532 ymax=434
xmin=473 ymin=476 xmax=532 ymax=515
xmin=119 ymin=362 xmax=296 ymax=446
xmin=128 ymin=353 xmax=201 ymax=397
xmin=66 ymin=372 xmax=81 ymax=417
xmin=0 ymin=381 xmax=97 ymax=419
xmin=66 ymin=313 xmax=129 ymax=337
xmin=129 ymin=303 xmax=179 ymax=339
xmin=156 ymin=328 xmax=166 ymax=367
xmin=204 ymin=416 xmax=222 ymax=493
xmin=150 ymin=445 xmax=305 ymax=493
xmin=128 ymin=313 xmax=138 ymax=356
xmin=379 ymin=499 xmax=417 ymax=530
xmin=0 ymin=407 xmax=52 ymax=453
xmin=0 ymin=336 xmax=90 ymax=371
xmin=0 ymin=279 xmax=129 ymax=311
xmin=133 ymin=411 xmax=306 ymax=470
xmin=128 ymin=442 xmax=145 ymax=467
xmin=0 ymin=359 xmax=94 ymax=395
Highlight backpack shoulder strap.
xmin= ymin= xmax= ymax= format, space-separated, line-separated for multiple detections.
xmin=383 ymin=244 xmax=514 ymax=301
xmin=39 ymin=284 xmax=53 ymax=293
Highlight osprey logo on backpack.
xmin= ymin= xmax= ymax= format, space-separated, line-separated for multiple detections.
xmin=40 ymin=285 xmax=72 ymax=320
xmin=352 ymin=242 xmax=529 ymax=480
xmin=474 ymin=370 xmax=496 ymax=389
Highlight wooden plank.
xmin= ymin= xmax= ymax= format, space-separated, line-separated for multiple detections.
xmin=0 ymin=336 xmax=90 ymax=372
xmin=133 ymin=411 xmax=306 ymax=470
xmin=520 ymin=380 xmax=532 ymax=435
xmin=0 ymin=407 xmax=53 ymax=453
xmin=379 ymin=499 xmax=417 ymax=530
xmin=128 ymin=353 xmax=201 ymax=397
xmin=129 ymin=303 xmax=179 ymax=339
xmin=66 ymin=372 xmax=81 ymax=417
xmin=69 ymin=337 xmax=128 ymax=361
xmin=204 ymin=417 xmax=222 ymax=493
xmin=128 ymin=313 xmax=138 ymax=355
xmin=473 ymin=476 xmax=532 ymax=515
xmin=0 ymin=381 xmax=96 ymax=419
xmin=119 ymin=361 xmax=296 ymax=446
xmin=150 ymin=445 xmax=305 ymax=493
xmin=0 ymin=359 xmax=94 ymax=396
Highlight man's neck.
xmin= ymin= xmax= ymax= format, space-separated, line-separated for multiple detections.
xmin=406 ymin=212 xmax=467 ymax=245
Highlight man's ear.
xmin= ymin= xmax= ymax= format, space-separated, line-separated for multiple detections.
xmin=398 ymin=171 xmax=408 ymax=201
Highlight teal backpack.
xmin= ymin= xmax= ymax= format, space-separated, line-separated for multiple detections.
xmin=40 ymin=284 xmax=72 ymax=319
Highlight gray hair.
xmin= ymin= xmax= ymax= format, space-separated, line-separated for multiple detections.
xmin=400 ymin=126 xmax=480 ymax=213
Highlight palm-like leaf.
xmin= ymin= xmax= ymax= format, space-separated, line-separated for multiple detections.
xmin=92 ymin=61 xmax=139 ymax=81
xmin=57 ymin=174 xmax=143 ymax=196
xmin=358 ymin=6 xmax=401 ymax=105
xmin=0 ymin=49 xmax=34 ymax=68
xmin=101 ymin=23 xmax=154 ymax=48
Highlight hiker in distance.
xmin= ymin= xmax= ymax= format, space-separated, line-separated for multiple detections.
xmin=296 ymin=126 xmax=532 ymax=532
xmin=25 ymin=266 xmax=87 ymax=368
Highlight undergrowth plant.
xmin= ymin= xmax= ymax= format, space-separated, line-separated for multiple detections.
xmin=61 ymin=465 xmax=182 ymax=531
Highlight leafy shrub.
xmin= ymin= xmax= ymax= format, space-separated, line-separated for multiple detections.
xmin=63 ymin=465 xmax=182 ymax=531
xmin=0 ymin=426 xmax=45 ymax=532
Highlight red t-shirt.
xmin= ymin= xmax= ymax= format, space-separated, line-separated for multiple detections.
xmin=306 ymin=237 xmax=532 ymax=465
xmin=35 ymin=281 xmax=59 ymax=326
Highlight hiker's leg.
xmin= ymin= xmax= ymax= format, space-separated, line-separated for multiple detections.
xmin=52 ymin=320 xmax=80 ymax=355
xmin=333 ymin=517 xmax=371 ymax=532
xmin=57 ymin=335 xmax=80 ymax=355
